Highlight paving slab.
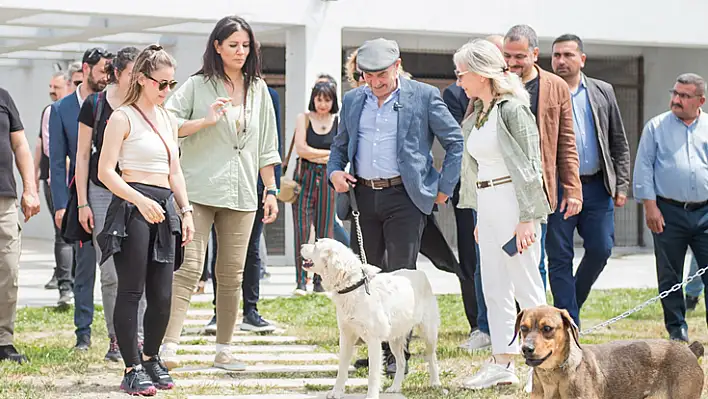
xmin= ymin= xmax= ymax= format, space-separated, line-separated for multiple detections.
xmin=178 ymin=344 xmax=317 ymax=353
xmin=174 ymin=352 xmax=337 ymax=363
xmin=173 ymin=364 xmax=353 ymax=375
xmin=176 ymin=377 xmax=368 ymax=388
xmin=179 ymin=335 xmax=300 ymax=344
xmin=188 ymin=394 xmax=406 ymax=399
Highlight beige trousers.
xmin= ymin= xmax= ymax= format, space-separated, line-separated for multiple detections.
xmin=0 ymin=197 xmax=20 ymax=346
xmin=163 ymin=203 xmax=255 ymax=345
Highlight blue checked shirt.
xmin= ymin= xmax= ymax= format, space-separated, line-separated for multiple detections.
xmin=571 ymin=77 xmax=601 ymax=176
xmin=355 ymin=81 xmax=401 ymax=179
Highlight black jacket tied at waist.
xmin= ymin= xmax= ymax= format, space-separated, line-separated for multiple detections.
xmin=98 ymin=183 xmax=184 ymax=270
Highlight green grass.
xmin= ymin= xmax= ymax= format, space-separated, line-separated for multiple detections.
xmin=3 ymin=289 xmax=708 ymax=398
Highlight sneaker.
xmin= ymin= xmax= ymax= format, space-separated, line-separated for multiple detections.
xmin=463 ymin=362 xmax=520 ymax=390
xmin=44 ymin=275 xmax=58 ymax=290
xmin=240 ymin=311 xmax=276 ymax=333
xmin=120 ymin=365 xmax=157 ymax=396
xmin=159 ymin=343 xmax=180 ymax=370
xmin=0 ymin=345 xmax=28 ymax=364
xmin=214 ymin=347 xmax=247 ymax=371
xmin=57 ymin=289 xmax=73 ymax=307
xmin=459 ymin=330 xmax=492 ymax=351
xmin=294 ymin=281 xmax=308 ymax=296
xmin=686 ymin=295 xmax=700 ymax=311
xmin=105 ymin=335 xmax=121 ymax=362
xmin=204 ymin=315 xmax=217 ymax=335
xmin=74 ymin=334 xmax=91 ymax=351
xmin=142 ymin=355 xmax=175 ymax=390
xmin=312 ymin=275 xmax=325 ymax=293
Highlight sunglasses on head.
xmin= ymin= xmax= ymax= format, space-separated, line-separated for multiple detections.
xmin=145 ymin=75 xmax=178 ymax=91
xmin=84 ymin=47 xmax=114 ymax=66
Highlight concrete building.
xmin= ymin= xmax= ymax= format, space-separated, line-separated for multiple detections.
xmin=2 ymin=0 xmax=707 ymax=264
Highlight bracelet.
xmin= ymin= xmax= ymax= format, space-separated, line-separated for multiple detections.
xmin=77 ymin=204 xmax=90 ymax=209
xmin=266 ymin=189 xmax=279 ymax=197
xmin=179 ymin=205 xmax=194 ymax=215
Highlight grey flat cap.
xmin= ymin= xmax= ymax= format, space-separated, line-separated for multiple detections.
xmin=357 ymin=38 xmax=400 ymax=72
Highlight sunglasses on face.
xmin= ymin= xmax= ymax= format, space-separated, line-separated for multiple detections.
xmin=146 ymin=75 xmax=178 ymax=91
xmin=353 ymin=70 xmax=364 ymax=81
xmin=84 ymin=47 xmax=114 ymax=66
xmin=73 ymin=80 xmax=82 ymax=87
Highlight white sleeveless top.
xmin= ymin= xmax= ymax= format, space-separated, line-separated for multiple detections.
xmin=117 ymin=105 xmax=176 ymax=175
xmin=465 ymin=104 xmax=512 ymax=181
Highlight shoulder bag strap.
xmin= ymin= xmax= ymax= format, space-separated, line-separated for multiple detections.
xmin=282 ymin=115 xmax=310 ymax=174
xmin=130 ymin=104 xmax=173 ymax=167
xmin=92 ymin=92 xmax=106 ymax=147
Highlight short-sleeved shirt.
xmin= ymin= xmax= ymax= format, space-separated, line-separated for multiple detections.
xmin=0 ymin=88 xmax=24 ymax=198
xmin=78 ymin=92 xmax=114 ymax=187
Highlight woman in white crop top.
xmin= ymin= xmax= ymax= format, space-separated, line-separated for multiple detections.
xmin=97 ymin=44 xmax=194 ymax=396
xmin=453 ymin=39 xmax=550 ymax=390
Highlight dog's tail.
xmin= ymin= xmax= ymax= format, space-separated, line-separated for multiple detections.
xmin=688 ymin=341 xmax=704 ymax=359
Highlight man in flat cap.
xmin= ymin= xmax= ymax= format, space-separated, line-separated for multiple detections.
xmin=328 ymin=38 xmax=463 ymax=376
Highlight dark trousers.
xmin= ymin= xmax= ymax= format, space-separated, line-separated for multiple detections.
xmin=653 ymin=199 xmax=708 ymax=335
xmin=212 ymin=195 xmax=265 ymax=316
xmin=452 ymin=182 xmax=488 ymax=334
xmin=547 ymin=175 xmax=614 ymax=326
xmin=43 ymin=180 xmax=74 ymax=290
xmin=112 ymin=187 xmax=174 ymax=367
xmin=351 ymin=184 xmax=427 ymax=271
xmin=73 ymin=240 xmax=97 ymax=338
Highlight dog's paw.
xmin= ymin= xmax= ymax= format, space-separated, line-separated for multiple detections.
xmin=326 ymin=389 xmax=343 ymax=399
xmin=385 ymin=385 xmax=402 ymax=393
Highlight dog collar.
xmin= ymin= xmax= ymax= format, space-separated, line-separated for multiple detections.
xmin=337 ymin=272 xmax=371 ymax=295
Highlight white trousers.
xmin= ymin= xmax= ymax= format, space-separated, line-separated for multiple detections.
xmin=477 ymin=183 xmax=546 ymax=355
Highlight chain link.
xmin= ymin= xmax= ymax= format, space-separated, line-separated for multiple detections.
xmin=352 ymin=210 xmax=367 ymax=265
xmin=579 ymin=264 xmax=708 ymax=336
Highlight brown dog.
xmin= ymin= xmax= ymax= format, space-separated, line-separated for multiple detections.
xmin=514 ymin=305 xmax=704 ymax=399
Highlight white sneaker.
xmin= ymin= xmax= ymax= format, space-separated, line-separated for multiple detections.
xmin=459 ymin=330 xmax=492 ymax=351
xmin=159 ymin=343 xmax=180 ymax=370
xmin=463 ymin=362 xmax=520 ymax=390
xmin=214 ymin=347 xmax=247 ymax=371
xmin=525 ymin=367 xmax=533 ymax=392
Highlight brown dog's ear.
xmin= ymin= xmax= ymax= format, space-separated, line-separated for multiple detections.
xmin=559 ymin=308 xmax=581 ymax=349
xmin=509 ymin=310 xmax=525 ymax=346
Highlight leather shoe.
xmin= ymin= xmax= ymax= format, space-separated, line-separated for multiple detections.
xmin=353 ymin=358 xmax=368 ymax=369
xmin=74 ymin=334 xmax=91 ymax=351
xmin=669 ymin=326 xmax=689 ymax=343
xmin=384 ymin=350 xmax=409 ymax=377
xmin=0 ymin=345 xmax=28 ymax=364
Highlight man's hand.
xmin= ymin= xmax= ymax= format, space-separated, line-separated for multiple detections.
xmin=79 ymin=206 xmax=95 ymax=234
xmin=614 ymin=193 xmax=627 ymax=207
xmin=560 ymin=197 xmax=582 ymax=219
xmin=330 ymin=171 xmax=357 ymax=193
xmin=435 ymin=192 xmax=449 ymax=205
xmin=644 ymin=200 xmax=665 ymax=234
xmin=54 ymin=209 xmax=66 ymax=229
xmin=20 ymin=191 xmax=40 ymax=222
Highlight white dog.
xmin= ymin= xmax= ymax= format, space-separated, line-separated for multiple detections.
xmin=300 ymin=238 xmax=441 ymax=399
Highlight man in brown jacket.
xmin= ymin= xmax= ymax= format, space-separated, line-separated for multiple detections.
xmin=503 ymin=24 xmax=583 ymax=289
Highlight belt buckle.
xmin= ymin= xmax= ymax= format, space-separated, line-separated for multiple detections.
xmin=371 ymin=180 xmax=384 ymax=190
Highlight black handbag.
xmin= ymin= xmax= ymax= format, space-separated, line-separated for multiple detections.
xmin=60 ymin=177 xmax=93 ymax=243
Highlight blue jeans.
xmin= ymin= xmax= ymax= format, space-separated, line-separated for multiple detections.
xmin=73 ymin=240 xmax=97 ymax=338
xmin=685 ymin=253 xmax=703 ymax=298
xmin=334 ymin=220 xmax=349 ymax=246
xmin=546 ymin=176 xmax=614 ymax=326
xmin=539 ymin=223 xmax=547 ymax=290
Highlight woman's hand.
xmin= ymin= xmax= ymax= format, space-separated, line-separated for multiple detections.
xmin=181 ymin=212 xmax=195 ymax=247
xmin=136 ymin=196 xmax=165 ymax=224
xmin=515 ymin=221 xmax=537 ymax=254
xmin=262 ymin=193 xmax=279 ymax=224
xmin=79 ymin=206 xmax=94 ymax=233
xmin=204 ymin=97 xmax=231 ymax=127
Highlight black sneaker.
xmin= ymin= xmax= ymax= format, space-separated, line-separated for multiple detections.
xmin=204 ymin=315 xmax=217 ymax=335
xmin=142 ymin=355 xmax=175 ymax=390
xmin=120 ymin=365 xmax=157 ymax=396
xmin=686 ymin=295 xmax=700 ymax=311
xmin=74 ymin=334 xmax=91 ymax=351
xmin=57 ymin=289 xmax=73 ymax=307
xmin=44 ymin=275 xmax=58 ymax=290
xmin=313 ymin=274 xmax=325 ymax=293
xmin=0 ymin=345 xmax=28 ymax=364
xmin=105 ymin=335 xmax=121 ymax=362
xmin=240 ymin=310 xmax=276 ymax=333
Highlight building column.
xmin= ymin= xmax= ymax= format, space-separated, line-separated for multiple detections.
xmin=282 ymin=18 xmax=342 ymax=265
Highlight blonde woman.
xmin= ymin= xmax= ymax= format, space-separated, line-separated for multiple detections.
xmin=453 ymin=38 xmax=550 ymax=389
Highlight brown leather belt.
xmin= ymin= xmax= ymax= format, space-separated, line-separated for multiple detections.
xmin=358 ymin=176 xmax=403 ymax=190
xmin=657 ymin=196 xmax=708 ymax=212
xmin=476 ymin=176 xmax=512 ymax=189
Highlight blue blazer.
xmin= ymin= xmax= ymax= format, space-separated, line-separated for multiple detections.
xmin=49 ymin=91 xmax=81 ymax=211
xmin=328 ymin=78 xmax=463 ymax=215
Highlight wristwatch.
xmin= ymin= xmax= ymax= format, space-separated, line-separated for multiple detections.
xmin=180 ymin=205 xmax=194 ymax=215
xmin=266 ymin=189 xmax=279 ymax=197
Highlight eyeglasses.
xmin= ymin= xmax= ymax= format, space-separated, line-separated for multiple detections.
xmin=146 ymin=75 xmax=178 ymax=91
xmin=669 ymin=89 xmax=702 ymax=100
xmin=72 ymin=80 xmax=82 ymax=87
xmin=454 ymin=70 xmax=470 ymax=80
xmin=83 ymin=47 xmax=114 ymax=66
xmin=353 ymin=71 xmax=364 ymax=81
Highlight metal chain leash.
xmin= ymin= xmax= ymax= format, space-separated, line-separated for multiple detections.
xmin=579 ymin=263 xmax=708 ymax=336
xmin=352 ymin=210 xmax=367 ymax=265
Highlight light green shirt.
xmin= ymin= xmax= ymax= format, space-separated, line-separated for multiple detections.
xmin=166 ymin=75 xmax=281 ymax=212
xmin=457 ymin=95 xmax=551 ymax=222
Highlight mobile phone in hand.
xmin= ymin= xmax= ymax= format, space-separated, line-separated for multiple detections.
xmin=502 ymin=235 xmax=518 ymax=257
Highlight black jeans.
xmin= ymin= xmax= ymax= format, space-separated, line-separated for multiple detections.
xmin=351 ymin=184 xmax=427 ymax=271
xmin=43 ymin=180 xmax=74 ymax=290
xmin=113 ymin=186 xmax=174 ymax=368
xmin=653 ymin=199 xmax=708 ymax=335
xmin=212 ymin=196 xmax=265 ymax=316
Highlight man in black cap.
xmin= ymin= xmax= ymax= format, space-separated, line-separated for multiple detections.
xmin=49 ymin=47 xmax=112 ymax=350
xmin=328 ymin=38 xmax=463 ymax=375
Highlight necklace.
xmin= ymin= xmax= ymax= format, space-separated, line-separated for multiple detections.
xmin=475 ymin=98 xmax=497 ymax=130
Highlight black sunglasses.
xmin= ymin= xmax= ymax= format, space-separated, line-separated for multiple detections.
xmin=72 ymin=80 xmax=82 ymax=87
xmin=83 ymin=47 xmax=114 ymax=66
xmin=353 ymin=70 xmax=364 ymax=81
xmin=146 ymin=75 xmax=178 ymax=91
